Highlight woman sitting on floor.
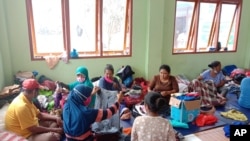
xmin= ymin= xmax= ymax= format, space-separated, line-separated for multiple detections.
xmin=63 ymin=84 xmax=123 ymax=141
xmin=99 ymin=64 xmax=122 ymax=91
xmin=98 ymin=64 xmax=130 ymax=120
xmin=148 ymin=64 xmax=179 ymax=116
xmin=188 ymin=61 xmax=227 ymax=114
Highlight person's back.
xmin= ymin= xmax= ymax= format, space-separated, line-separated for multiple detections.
xmin=238 ymin=77 xmax=250 ymax=108
xmin=131 ymin=92 xmax=176 ymax=141
xmin=132 ymin=116 xmax=175 ymax=141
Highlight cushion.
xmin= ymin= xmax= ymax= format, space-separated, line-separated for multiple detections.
xmin=0 ymin=102 xmax=28 ymax=141
xmin=0 ymin=131 xmax=28 ymax=141
xmin=0 ymin=102 xmax=9 ymax=131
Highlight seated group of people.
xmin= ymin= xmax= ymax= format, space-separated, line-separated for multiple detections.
xmin=4 ymin=61 xmax=231 ymax=141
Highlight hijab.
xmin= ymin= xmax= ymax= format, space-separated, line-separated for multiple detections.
xmin=68 ymin=66 xmax=94 ymax=90
xmin=63 ymin=84 xmax=98 ymax=136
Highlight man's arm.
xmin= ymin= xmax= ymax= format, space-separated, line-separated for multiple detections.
xmin=37 ymin=112 xmax=63 ymax=127
xmin=27 ymin=112 xmax=63 ymax=134
xmin=27 ymin=125 xmax=62 ymax=134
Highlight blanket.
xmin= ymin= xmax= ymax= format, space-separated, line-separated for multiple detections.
xmin=188 ymin=79 xmax=224 ymax=107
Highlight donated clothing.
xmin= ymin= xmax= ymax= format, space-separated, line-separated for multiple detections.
xmin=93 ymin=88 xmax=120 ymax=130
xmin=5 ymin=93 xmax=40 ymax=138
xmin=221 ymin=109 xmax=248 ymax=121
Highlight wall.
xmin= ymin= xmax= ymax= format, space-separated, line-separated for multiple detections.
xmin=0 ymin=0 xmax=4 ymax=89
xmin=0 ymin=51 xmax=4 ymax=89
xmin=0 ymin=0 xmax=249 ymax=86
xmin=0 ymin=0 xmax=12 ymax=89
xmin=161 ymin=0 xmax=250 ymax=79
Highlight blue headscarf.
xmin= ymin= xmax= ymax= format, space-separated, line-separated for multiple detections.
xmin=63 ymin=84 xmax=98 ymax=137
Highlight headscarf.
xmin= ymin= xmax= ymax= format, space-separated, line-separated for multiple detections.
xmin=68 ymin=66 xmax=94 ymax=90
xmin=68 ymin=66 xmax=96 ymax=108
xmin=63 ymin=84 xmax=98 ymax=136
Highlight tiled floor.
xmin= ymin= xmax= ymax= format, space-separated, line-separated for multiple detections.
xmin=183 ymin=127 xmax=229 ymax=141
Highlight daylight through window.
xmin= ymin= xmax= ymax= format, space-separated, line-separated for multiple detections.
xmin=173 ymin=0 xmax=242 ymax=54
xmin=26 ymin=0 xmax=132 ymax=60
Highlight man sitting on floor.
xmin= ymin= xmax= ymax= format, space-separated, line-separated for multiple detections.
xmin=5 ymin=79 xmax=63 ymax=141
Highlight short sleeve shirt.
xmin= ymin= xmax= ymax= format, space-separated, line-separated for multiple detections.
xmin=201 ymin=69 xmax=225 ymax=86
xmin=5 ymin=93 xmax=40 ymax=138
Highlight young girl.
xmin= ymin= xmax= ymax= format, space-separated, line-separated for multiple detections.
xmin=131 ymin=92 xmax=176 ymax=141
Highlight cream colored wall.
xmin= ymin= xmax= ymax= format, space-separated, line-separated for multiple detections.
xmin=0 ymin=0 xmax=250 ymax=86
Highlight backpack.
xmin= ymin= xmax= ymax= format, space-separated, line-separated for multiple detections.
xmin=116 ymin=65 xmax=135 ymax=88
xmin=116 ymin=65 xmax=135 ymax=82
xmin=222 ymin=65 xmax=237 ymax=76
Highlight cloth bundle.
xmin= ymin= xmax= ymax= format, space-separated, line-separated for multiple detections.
xmin=220 ymin=109 xmax=248 ymax=121
xmin=195 ymin=114 xmax=218 ymax=127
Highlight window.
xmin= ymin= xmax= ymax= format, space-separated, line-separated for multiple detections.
xmin=26 ymin=0 xmax=132 ymax=60
xmin=173 ymin=0 xmax=242 ymax=54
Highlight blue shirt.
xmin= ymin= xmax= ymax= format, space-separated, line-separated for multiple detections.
xmin=201 ymin=69 xmax=225 ymax=86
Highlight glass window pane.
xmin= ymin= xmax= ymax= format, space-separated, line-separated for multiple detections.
xmin=32 ymin=0 xmax=64 ymax=53
xmin=197 ymin=3 xmax=216 ymax=51
xmin=219 ymin=4 xmax=236 ymax=50
xmin=174 ymin=2 xmax=194 ymax=51
xmin=102 ymin=0 xmax=126 ymax=53
xmin=69 ymin=0 xmax=96 ymax=53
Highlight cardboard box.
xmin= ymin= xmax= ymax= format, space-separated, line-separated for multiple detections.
xmin=169 ymin=96 xmax=200 ymax=123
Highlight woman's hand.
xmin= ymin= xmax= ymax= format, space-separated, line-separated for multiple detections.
xmin=56 ymin=117 xmax=63 ymax=127
xmin=113 ymin=82 xmax=119 ymax=89
xmin=91 ymin=86 xmax=100 ymax=95
xmin=117 ymin=92 xmax=124 ymax=103
xmin=51 ymin=127 xmax=64 ymax=134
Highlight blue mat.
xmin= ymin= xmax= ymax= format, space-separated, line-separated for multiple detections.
xmin=174 ymin=93 xmax=250 ymax=136
xmin=215 ymin=93 xmax=250 ymax=124
xmin=173 ymin=119 xmax=226 ymax=136
xmin=120 ymin=93 xmax=250 ymax=136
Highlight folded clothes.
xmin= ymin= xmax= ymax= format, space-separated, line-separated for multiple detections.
xmin=220 ymin=109 xmax=248 ymax=121
xmin=169 ymin=120 xmax=189 ymax=128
